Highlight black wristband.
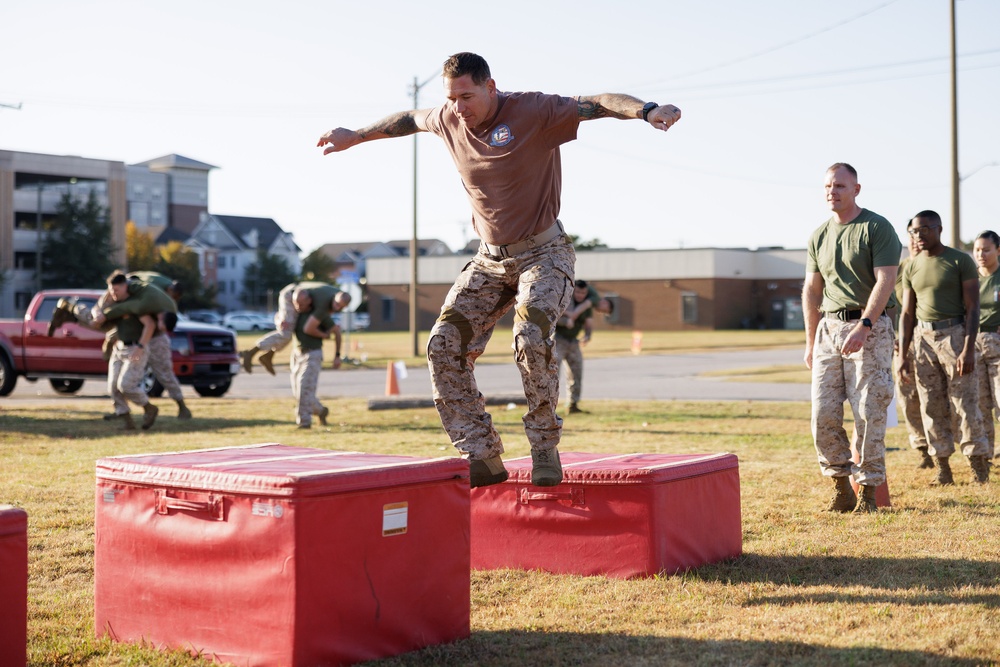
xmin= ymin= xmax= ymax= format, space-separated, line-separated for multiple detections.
xmin=642 ymin=102 xmax=659 ymax=122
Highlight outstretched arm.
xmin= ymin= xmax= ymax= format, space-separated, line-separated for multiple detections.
xmin=577 ymin=94 xmax=681 ymax=132
xmin=317 ymin=108 xmax=434 ymax=154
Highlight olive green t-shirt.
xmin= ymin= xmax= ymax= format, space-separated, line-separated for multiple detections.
xmin=103 ymin=282 xmax=177 ymax=321
xmin=115 ymin=314 xmax=145 ymax=344
xmin=294 ymin=312 xmax=326 ymax=351
xmin=902 ymin=246 xmax=977 ymax=322
xmin=128 ymin=271 xmax=173 ymax=293
xmin=806 ymin=209 xmax=902 ymax=312
xmin=297 ymin=281 xmax=339 ymax=321
xmin=979 ymin=269 xmax=1000 ymax=329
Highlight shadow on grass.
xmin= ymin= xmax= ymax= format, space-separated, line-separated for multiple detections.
xmin=0 ymin=413 xmax=287 ymax=440
xmin=694 ymin=553 xmax=1000 ymax=601
xmin=367 ymin=631 xmax=983 ymax=666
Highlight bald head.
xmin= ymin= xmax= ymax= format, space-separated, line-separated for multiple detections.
xmin=333 ymin=291 xmax=352 ymax=313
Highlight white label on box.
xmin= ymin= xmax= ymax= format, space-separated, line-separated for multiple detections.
xmin=251 ymin=502 xmax=284 ymax=518
xmin=382 ymin=502 xmax=408 ymax=536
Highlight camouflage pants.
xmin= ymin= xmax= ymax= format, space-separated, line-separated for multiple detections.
xmin=975 ymin=331 xmax=1000 ymax=458
xmin=553 ymin=336 xmax=583 ymax=405
xmin=427 ymin=234 xmax=575 ymax=459
xmin=255 ymin=284 xmax=296 ymax=352
xmin=914 ymin=324 xmax=989 ymax=458
xmin=894 ymin=345 xmax=927 ymax=449
xmin=290 ymin=347 xmax=324 ymax=427
xmin=810 ymin=314 xmax=894 ymax=486
xmin=109 ymin=342 xmax=150 ymax=415
xmin=146 ymin=333 xmax=183 ymax=402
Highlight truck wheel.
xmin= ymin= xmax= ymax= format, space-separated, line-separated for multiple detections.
xmin=0 ymin=354 xmax=17 ymax=396
xmin=141 ymin=368 xmax=165 ymax=397
xmin=194 ymin=379 xmax=232 ymax=397
xmin=50 ymin=378 xmax=84 ymax=394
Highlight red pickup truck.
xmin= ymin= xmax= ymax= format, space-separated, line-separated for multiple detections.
xmin=0 ymin=289 xmax=240 ymax=397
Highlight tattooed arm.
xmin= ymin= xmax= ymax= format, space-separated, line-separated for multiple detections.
xmin=577 ymin=94 xmax=682 ymax=132
xmin=317 ymin=108 xmax=433 ymax=154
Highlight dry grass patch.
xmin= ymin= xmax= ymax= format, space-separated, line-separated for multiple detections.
xmin=1 ymin=397 xmax=998 ymax=666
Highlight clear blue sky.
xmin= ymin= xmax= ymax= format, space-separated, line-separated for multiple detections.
xmin=2 ymin=0 xmax=998 ymax=255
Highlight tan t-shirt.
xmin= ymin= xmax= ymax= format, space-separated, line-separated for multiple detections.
xmin=424 ymin=91 xmax=580 ymax=245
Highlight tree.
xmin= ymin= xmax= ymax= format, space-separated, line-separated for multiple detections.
xmin=300 ymin=247 xmax=337 ymax=281
xmin=125 ymin=221 xmax=159 ymax=270
xmin=241 ymin=248 xmax=297 ymax=310
xmin=41 ymin=191 xmax=117 ymax=288
xmin=155 ymin=242 xmax=216 ymax=310
xmin=566 ymin=234 xmax=609 ymax=251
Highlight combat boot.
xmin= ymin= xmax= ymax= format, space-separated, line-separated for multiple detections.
xmin=531 ymin=447 xmax=563 ymax=487
xmin=318 ymin=406 xmax=329 ymax=426
xmin=825 ymin=476 xmax=857 ymax=512
xmin=141 ymin=403 xmax=159 ymax=430
xmin=469 ymin=454 xmax=509 ymax=488
xmin=970 ymin=455 xmax=990 ymax=484
xmin=931 ymin=456 xmax=954 ymax=486
xmin=852 ymin=485 xmax=878 ymax=514
xmin=258 ymin=349 xmax=276 ymax=376
xmin=46 ymin=298 xmax=78 ymax=336
xmin=176 ymin=400 xmax=192 ymax=420
xmin=121 ymin=413 xmax=136 ymax=431
xmin=239 ymin=347 xmax=258 ymax=374
xmin=916 ymin=446 xmax=935 ymax=469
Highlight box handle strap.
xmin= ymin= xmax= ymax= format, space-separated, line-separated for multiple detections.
xmin=154 ymin=490 xmax=225 ymax=521
xmin=518 ymin=488 xmax=585 ymax=506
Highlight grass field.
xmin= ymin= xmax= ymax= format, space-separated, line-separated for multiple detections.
xmin=2 ymin=393 xmax=998 ymax=666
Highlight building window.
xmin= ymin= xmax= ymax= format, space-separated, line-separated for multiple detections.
xmin=151 ymin=187 xmax=163 ymax=199
xmin=219 ymin=282 xmax=226 ymax=294
xmin=381 ymin=296 xmax=395 ymax=323
xmin=602 ymin=292 xmax=620 ymax=325
xmin=14 ymin=252 xmax=37 ymax=270
xmin=682 ymin=292 xmax=698 ymax=324
xmin=206 ymin=255 xmax=215 ymax=269
xmin=218 ymin=256 xmax=226 ymax=269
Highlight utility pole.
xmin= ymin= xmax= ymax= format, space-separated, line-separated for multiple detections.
xmin=409 ymin=70 xmax=440 ymax=357
xmin=949 ymin=0 xmax=960 ymax=246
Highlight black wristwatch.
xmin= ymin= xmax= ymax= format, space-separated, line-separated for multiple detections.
xmin=641 ymin=102 xmax=659 ymax=122
xmin=861 ymin=318 xmax=873 ymax=329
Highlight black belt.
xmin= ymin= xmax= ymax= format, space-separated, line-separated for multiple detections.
xmin=825 ymin=309 xmax=885 ymax=322
xmin=917 ymin=317 xmax=964 ymax=331
xmin=482 ymin=221 xmax=564 ymax=259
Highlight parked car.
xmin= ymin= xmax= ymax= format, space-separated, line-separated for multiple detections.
xmin=222 ymin=311 xmax=276 ymax=332
xmin=0 ymin=289 xmax=239 ymax=397
xmin=185 ymin=309 xmax=224 ymax=326
xmin=333 ymin=312 xmax=370 ymax=331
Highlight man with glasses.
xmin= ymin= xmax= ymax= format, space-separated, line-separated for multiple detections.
xmin=803 ymin=163 xmax=900 ymax=514
xmin=898 ymin=210 xmax=990 ymax=484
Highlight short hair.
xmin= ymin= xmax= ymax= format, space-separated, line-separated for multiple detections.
xmin=912 ymin=210 xmax=942 ymax=227
xmin=977 ymin=230 xmax=1000 ymax=248
xmin=574 ymin=279 xmax=588 ymax=289
xmin=442 ymin=52 xmax=491 ymax=85
xmin=107 ymin=270 xmax=128 ymax=286
xmin=827 ymin=162 xmax=858 ymax=179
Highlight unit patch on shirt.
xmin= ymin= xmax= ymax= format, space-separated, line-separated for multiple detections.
xmin=490 ymin=124 xmax=514 ymax=147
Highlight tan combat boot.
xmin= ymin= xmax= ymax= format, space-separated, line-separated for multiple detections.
xmin=258 ymin=349 xmax=276 ymax=376
xmin=825 ymin=476 xmax=857 ymax=513
xmin=469 ymin=454 xmax=509 ymax=488
xmin=931 ymin=456 xmax=954 ymax=486
xmin=916 ymin=446 xmax=935 ymax=469
xmin=239 ymin=347 xmax=259 ymax=374
xmin=852 ymin=485 xmax=878 ymax=514
xmin=176 ymin=400 xmax=192 ymax=420
xmin=141 ymin=403 xmax=159 ymax=431
xmin=531 ymin=447 xmax=563 ymax=487
xmin=969 ymin=455 xmax=990 ymax=484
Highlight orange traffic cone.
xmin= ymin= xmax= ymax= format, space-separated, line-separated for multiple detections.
xmin=850 ymin=433 xmax=891 ymax=508
xmin=385 ymin=361 xmax=400 ymax=396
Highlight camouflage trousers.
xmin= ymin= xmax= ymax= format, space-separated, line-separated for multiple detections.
xmin=147 ymin=333 xmax=183 ymax=402
xmin=914 ymin=324 xmax=989 ymax=458
xmin=975 ymin=331 xmax=1000 ymax=458
xmin=553 ymin=336 xmax=584 ymax=405
xmin=427 ymin=234 xmax=575 ymax=459
xmin=109 ymin=342 xmax=150 ymax=415
xmin=290 ymin=347 xmax=324 ymax=427
xmin=810 ymin=314 xmax=894 ymax=486
xmin=255 ymin=284 xmax=296 ymax=352
xmin=894 ymin=345 xmax=927 ymax=450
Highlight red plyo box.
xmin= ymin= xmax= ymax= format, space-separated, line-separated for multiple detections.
xmin=94 ymin=444 xmax=470 ymax=667
xmin=0 ymin=505 xmax=28 ymax=667
xmin=471 ymin=452 xmax=742 ymax=579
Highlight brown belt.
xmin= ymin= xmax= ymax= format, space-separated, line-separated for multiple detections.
xmin=482 ymin=221 xmax=564 ymax=259
xmin=916 ymin=317 xmax=964 ymax=331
